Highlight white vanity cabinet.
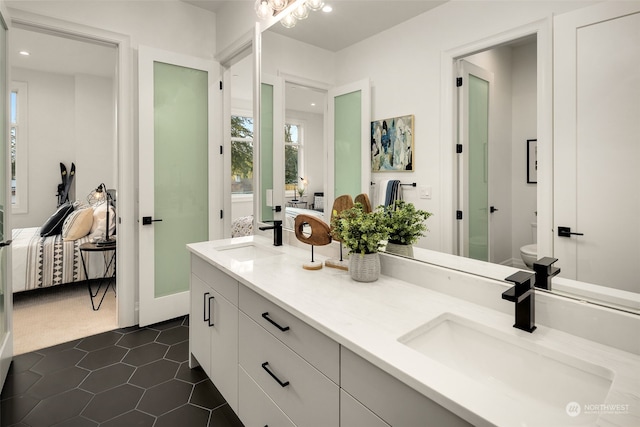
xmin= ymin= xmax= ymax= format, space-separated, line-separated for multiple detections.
xmin=238 ymin=287 xmax=340 ymax=427
xmin=189 ymin=255 xmax=239 ymax=412
xmin=341 ymin=347 xmax=472 ymax=427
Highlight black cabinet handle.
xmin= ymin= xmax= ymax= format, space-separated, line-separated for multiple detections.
xmin=558 ymin=226 xmax=584 ymax=237
xmin=142 ymin=216 xmax=163 ymax=225
xmin=203 ymin=292 xmax=210 ymax=322
xmin=261 ymin=362 xmax=289 ymax=387
xmin=261 ymin=312 xmax=290 ymax=332
xmin=207 ymin=295 xmax=215 ymax=327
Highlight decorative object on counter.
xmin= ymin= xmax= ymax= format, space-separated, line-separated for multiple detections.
xmin=354 ymin=193 xmax=372 ymax=213
xmin=383 ymin=200 xmax=433 ymax=258
xmin=294 ymin=214 xmax=332 ymax=270
xmin=330 ymin=203 xmax=390 ymax=282
xmin=325 ymin=195 xmax=354 ymax=271
xmin=371 ymin=114 xmax=414 ymax=172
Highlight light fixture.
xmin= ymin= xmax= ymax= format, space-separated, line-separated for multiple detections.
xmin=255 ymin=0 xmax=274 ymax=20
xmin=270 ymin=0 xmax=288 ymax=12
xmin=322 ymin=5 xmax=332 ymax=13
xmin=306 ymin=0 xmax=324 ymax=11
xmin=87 ymin=183 xmax=116 ymax=246
xmin=292 ymin=2 xmax=309 ymax=20
xmin=280 ymin=13 xmax=297 ymax=28
xmin=19 ymin=51 xmax=30 ymax=56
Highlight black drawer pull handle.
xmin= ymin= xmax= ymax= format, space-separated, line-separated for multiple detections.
xmin=203 ymin=292 xmax=210 ymax=322
xmin=261 ymin=362 xmax=289 ymax=387
xmin=208 ymin=295 xmax=215 ymax=327
xmin=261 ymin=312 xmax=290 ymax=332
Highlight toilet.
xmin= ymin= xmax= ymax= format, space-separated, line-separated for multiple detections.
xmin=520 ymin=223 xmax=537 ymax=269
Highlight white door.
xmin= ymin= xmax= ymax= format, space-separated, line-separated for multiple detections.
xmin=327 ymin=79 xmax=371 ymax=206
xmin=0 ymin=3 xmax=11 ymax=388
xmin=138 ymin=47 xmax=222 ymax=326
xmin=456 ymin=61 xmax=494 ymax=262
xmin=554 ymin=3 xmax=640 ymax=293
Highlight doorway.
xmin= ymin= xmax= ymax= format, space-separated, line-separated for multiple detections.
xmin=10 ymin=25 xmax=119 ymax=354
xmin=454 ymin=35 xmax=539 ymax=268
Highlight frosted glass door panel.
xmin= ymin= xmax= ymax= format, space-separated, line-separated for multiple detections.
xmin=468 ymin=74 xmax=489 ymax=262
xmin=334 ymin=91 xmax=362 ymax=198
xmin=153 ymin=62 xmax=208 ymax=298
xmin=261 ymin=82 xmax=274 ymax=223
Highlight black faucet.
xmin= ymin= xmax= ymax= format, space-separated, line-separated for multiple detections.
xmin=258 ymin=220 xmax=283 ymax=246
xmin=502 ymin=271 xmax=537 ymax=333
xmin=533 ymin=257 xmax=561 ymax=290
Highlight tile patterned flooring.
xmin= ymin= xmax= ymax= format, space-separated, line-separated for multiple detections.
xmin=1 ymin=316 xmax=245 ymax=427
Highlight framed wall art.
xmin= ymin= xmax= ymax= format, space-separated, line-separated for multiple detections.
xmin=371 ymin=114 xmax=414 ymax=172
xmin=527 ymin=138 xmax=537 ymax=184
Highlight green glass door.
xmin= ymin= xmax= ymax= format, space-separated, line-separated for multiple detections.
xmin=334 ymin=90 xmax=362 ymax=199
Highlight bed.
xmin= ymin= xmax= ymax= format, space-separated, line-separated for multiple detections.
xmin=284 ymin=207 xmax=326 ymax=230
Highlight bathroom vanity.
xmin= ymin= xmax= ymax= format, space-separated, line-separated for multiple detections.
xmin=187 ymin=236 xmax=639 ymax=427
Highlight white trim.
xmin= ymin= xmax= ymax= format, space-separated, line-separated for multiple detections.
xmin=8 ymin=9 xmax=135 ymax=328
xmin=10 ymin=81 xmax=28 ymax=214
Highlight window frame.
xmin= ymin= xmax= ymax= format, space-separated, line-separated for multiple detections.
xmin=11 ymin=81 xmax=29 ymax=214
xmin=230 ymin=110 xmax=254 ymax=197
xmin=284 ymin=119 xmax=305 ymax=198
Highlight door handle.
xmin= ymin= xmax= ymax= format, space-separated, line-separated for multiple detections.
xmin=0 ymin=240 xmax=12 ymax=247
xmin=142 ymin=216 xmax=163 ymax=225
xmin=490 ymin=206 xmax=499 ymax=213
xmin=558 ymin=226 xmax=584 ymax=237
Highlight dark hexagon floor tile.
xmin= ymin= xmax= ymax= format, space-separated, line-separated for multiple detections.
xmin=23 ymin=388 xmax=93 ymax=427
xmin=7 ymin=352 xmax=43 ymax=375
xmin=100 ymin=410 xmax=155 ymax=427
xmin=79 ymin=363 xmax=135 ymax=394
xmin=28 ymin=366 xmax=89 ymax=399
xmin=52 ymin=416 xmax=98 ymax=427
xmin=31 ymin=348 xmax=86 ymax=375
xmin=1 ymin=370 xmax=42 ymax=400
xmin=37 ymin=339 xmax=83 ymax=356
xmin=76 ymin=331 xmax=123 ymax=352
xmin=155 ymin=325 xmax=189 ymax=345
xmin=175 ymin=362 xmax=208 ymax=384
xmin=190 ymin=379 xmax=226 ymax=410
xmin=165 ymin=340 xmax=188 ymax=363
xmin=1 ymin=394 xmax=40 ymax=426
xmin=137 ymin=378 xmax=193 ymax=416
xmin=182 ymin=316 xmax=189 ymax=327
xmin=121 ymin=342 xmax=168 ymax=367
xmin=116 ymin=328 xmax=159 ymax=349
xmin=209 ymin=403 xmax=244 ymax=427
xmin=129 ymin=359 xmax=179 ymax=389
xmin=149 ymin=317 xmax=185 ymax=331
xmin=81 ymin=384 xmax=144 ymax=423
xmin=77 ymin=345 xmax=127 ymax=371
xmin=154 ymin=403 xmax=211 ymax=427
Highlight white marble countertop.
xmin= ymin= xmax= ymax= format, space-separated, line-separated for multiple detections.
xmin=187 ymin=235 xmax=640 ymax=427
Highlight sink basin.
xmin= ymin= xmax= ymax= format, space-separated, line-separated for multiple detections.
xmin=216 ymin=242 xmax=281 ymax=262
xmin=398 ymin=314 xmax=614 ymax=425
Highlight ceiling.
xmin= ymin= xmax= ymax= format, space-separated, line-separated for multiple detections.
xmin=184 ymin=0 xmax=447 ymax=52
xmin=11 ymin=26 xmax=117 ymax=78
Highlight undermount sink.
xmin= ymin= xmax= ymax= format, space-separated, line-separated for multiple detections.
xmin=398 ymin=314 xmax=614 ymax=425
xmin=216 ymin=242 xmax=282 ymax=262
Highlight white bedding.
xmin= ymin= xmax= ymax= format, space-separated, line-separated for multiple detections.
xmin=284 ymin=207 xmax=326 ymax=230
xmin=11 ymin=227 xmax=108 ymax=293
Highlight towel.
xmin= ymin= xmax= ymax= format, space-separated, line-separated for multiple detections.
xmin=377 ymin=179 xmax=390 ymax=207
xmin=384 ymin=180 xmax=403 ymax=208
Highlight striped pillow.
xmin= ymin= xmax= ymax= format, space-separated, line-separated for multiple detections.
xmin=62 ymin=207 xmax=94 ymax=241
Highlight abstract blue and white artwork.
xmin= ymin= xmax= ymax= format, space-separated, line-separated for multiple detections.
xmin=371 ymin=114 xmax=414 ymax=172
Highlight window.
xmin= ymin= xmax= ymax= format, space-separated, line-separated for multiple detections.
xmin=285 ymin=122 xmax=304 ymax=197
xmin=231 ymin=115 xmax=253 ymax=194
xmin=11 ymin=82 xmax=28 ymax=213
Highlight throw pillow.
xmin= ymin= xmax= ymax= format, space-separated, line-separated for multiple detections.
xmin=62 ymin=207 xmax=94 ymax=241
xmin=40 ymin=203 xmax=75 ymax=237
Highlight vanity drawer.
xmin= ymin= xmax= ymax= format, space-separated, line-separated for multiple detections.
xmin=341 ymin=347 xmax=472 ymax=427
xmin=239 ymin=285 xmax=339 ymax=383
xmin=191 ymin=255 xmax=238 ymax=305
xmin=239 ymin=312 xmax=339 ymax=427
xmin=238 ymin=366 xmax=296 ymax=427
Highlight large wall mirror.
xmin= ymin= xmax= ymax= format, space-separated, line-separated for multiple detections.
xmin=254 ymin=1 xmax=639 ymax=315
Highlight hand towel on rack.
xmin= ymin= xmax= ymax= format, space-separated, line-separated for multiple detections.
xmin=384 ymin=180 xmax=403 ymax=208
xmin=377 ymin=179 xmax=390 ymax=208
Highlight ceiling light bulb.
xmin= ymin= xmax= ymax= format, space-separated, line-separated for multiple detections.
xmin=255 ymin=0 xmax=273 ymax=19
xmin=269 ymin=0 xmax=288 ymax=12
xmin=322 ymin=5 xmax=332 ymax=12
xmin=281 ymin=13 xmax=297 ymax=28
xmin=292 ymin=3 xmax=309 ymax=20
xmin=19 ymin=51 xmax=30 ymax=56
xmin=306 ymin=0 xmax=324 ymax=11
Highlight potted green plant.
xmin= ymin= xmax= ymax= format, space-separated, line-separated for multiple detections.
xmin=330 ymin=203 xmax=389 ymax=282
xmin=383 ymin=200 xmax=432 ymax=257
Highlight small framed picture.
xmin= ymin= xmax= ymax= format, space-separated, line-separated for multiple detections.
xmin=527 ymin=139 xmax=537 ymax=184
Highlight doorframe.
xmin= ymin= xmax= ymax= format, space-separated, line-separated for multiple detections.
xmin=439 ymin=17 xmax=553 ymax=260
xmin=9 ymin=9 xmax=135 ymax=327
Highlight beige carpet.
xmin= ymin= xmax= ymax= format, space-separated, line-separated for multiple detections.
xmin=12 ymin=281 xmax=118 ymax=355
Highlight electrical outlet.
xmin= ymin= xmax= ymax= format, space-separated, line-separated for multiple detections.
xmin=419 ymin=186 xmax=431 ymax=199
